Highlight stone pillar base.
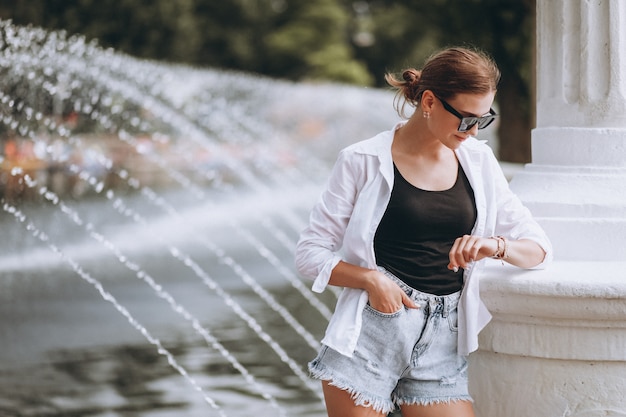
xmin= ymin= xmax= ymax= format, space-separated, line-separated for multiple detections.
xmin=508 ymin=127 xmax=626 ymax=261
xmin=470 ymin=352 xmax=626 ymax=417
xmin=469 ymin=261 xmax=626 ymax=417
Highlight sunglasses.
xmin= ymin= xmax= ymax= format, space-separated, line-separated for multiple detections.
xmin=436 ymin=96 xmax=497 ymax=132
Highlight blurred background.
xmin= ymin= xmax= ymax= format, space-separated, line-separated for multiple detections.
xmin=0 ymin=1 xmax=536 ymax=416
xmin=2 ymin=0 xmax=536 ymax=163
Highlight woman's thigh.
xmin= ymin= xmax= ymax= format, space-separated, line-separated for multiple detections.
xmin=322 ymin=381 xmax=387 ymax=417
xmin=400 ymin=400 xmax=475 ymax=417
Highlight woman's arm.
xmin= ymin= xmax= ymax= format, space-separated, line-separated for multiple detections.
xmin=447 ymin=235 xmax=547 ymax=272
xmin=295 ymin=150 xmax=360 ymax=291
xmin=448 ymin=146 xmax=552 ymax=272
xmin=330 ymin=261 xmax=418 ymax=313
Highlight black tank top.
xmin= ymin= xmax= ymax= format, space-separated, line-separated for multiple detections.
xmin=374 ymin=163 xmax=477 ymax=295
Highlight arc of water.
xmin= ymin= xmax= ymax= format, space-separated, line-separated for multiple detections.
xmin=83 ymin=224 xmax=289 ymax=416
xmin=0 ymin=58 xmax=320 ymax=305
xmin=138 ymin=183 xmax=334 ymax=321
xmin=1 ymin=20 xmax=336 ymax=400
xmin=1 ymin=37 xmax=326 ymax=308
xmin=90 ymin=52 xmax=317 ymax=189
xmin=112 ymin=128 xmax=332 ymax=313
xmin=11 ymin=167 xmax=323 ymax=401
xmin=232 ymin=225 xmax=333 ymax=321
xmin=75 ymin=58 xmax=335 ymax=297
xmin=0 ymin=64 xmax=338 ymax=360
xmin=87 ymin=168 xmax=327 ymax=397
xmin=105 ymin=190 xmax=323 ymax=354
xmin=61 ymin=42 xmax=313 ymax=237
xmin=0 ymin=85 xmax=335 ymax=320
xmin=88 ymin=68 xmax=311 ymax=236
xmin=2 ymin=202 xmax=229 ymax=417
xmin=0 ymin=21 xmax=329 ymax=213
xmin=0 ymin=99 xmax=339 ymax=383
xmin=0 ymin=84 xmax=331 ymax=331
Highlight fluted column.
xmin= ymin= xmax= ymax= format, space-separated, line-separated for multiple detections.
xmin=469 ymin=1 xmax=626 ymax=416
xmin=510 ymin=0 xmax=626 ymax=261
xmin=537 ymin=0 xmax=626 ymax=128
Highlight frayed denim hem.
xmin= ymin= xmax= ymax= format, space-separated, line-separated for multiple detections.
xmin=309 ymin=363 xmax=396 ymax=415
xmin=393 ymin=394 xmax=474 ymax=408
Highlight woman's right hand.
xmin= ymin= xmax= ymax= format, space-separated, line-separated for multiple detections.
xmin=328 ymin=262 xmax=420 ymax=313
xmin=365 ymin=270 xmax=419 ymax=313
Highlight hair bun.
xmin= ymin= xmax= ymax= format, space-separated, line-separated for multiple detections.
xmin=402 ymin=69 xmax=421 ymax=85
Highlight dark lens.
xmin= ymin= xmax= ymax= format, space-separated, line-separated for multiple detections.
xmin=458 ymin=113 xmax=497 ymax=132
xmin=477 ymin=116 xmax=496 ymax=129
xmin=459 ymin=117 xmax=479 ymax=132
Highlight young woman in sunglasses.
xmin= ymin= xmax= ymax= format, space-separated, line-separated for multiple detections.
xmin=295 ymin=46 xmax=552 ymax=417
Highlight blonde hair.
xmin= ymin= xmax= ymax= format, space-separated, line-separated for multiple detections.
xmin=385 ymin=46 xmax=501 ymax=118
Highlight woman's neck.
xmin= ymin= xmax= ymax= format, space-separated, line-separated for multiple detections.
xmin=394 ymin=117 xmax=451 ymax=160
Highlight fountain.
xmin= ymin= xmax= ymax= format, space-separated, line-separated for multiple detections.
xmin=0 ymin=20 xmax=400 ymax=416
xmin=6 ymin=2 xmax=625 ymax=414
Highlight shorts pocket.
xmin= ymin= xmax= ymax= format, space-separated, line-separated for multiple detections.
xmin=447 ymin=307 xmax=459 ymax=332
xmin=364 ymin=302 xmax=404 ymax=318
xmin=357 ymin=303 xmax=409 ymax=374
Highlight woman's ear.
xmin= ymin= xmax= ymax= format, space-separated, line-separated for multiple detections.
xmin=421 ymin=90 xmax=436 ymax=113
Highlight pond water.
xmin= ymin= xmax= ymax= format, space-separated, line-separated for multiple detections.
xmin=0 ymin=20 xmax=402 ymax=417
xmin=0 ymin=186 xmax=332 ymax=417
xmin=0 ymin=20 xmax=503 ymax=416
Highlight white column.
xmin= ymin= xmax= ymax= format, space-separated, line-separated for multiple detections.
xmin=514 ymin=0 xmax=626 ymax=261
xmin=469 ymin=1 xmax=626 ymax=416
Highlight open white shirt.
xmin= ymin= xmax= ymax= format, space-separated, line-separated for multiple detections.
xmin=295 ymin=122 xmax=553 ymax=357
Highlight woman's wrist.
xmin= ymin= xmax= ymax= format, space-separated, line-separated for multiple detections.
xmin=362 ymin=268 xmax=385 ymax=293
xmin=490 ymin=236 xmax=509 ymax=259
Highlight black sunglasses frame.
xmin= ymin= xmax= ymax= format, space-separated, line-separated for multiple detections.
xmin=436 ymin=96 xmax=497 ymax=132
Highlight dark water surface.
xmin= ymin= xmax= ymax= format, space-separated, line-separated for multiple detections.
xmin=0 ymin=187 xmax=332 ymax=417
xmin=0 ymin=25 xmax=413 ymax=415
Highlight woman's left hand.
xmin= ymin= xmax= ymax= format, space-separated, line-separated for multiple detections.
xmin=448 ymin=235 xmax=498 ymax=272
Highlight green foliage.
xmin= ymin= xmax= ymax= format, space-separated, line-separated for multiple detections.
xmin=263 ymin=0 xmax=372 ymax=84
xmin=2 ymin=0 xmax=532 ymax=90
xmin=1 ymin=0 xmax=537 ymax=161
xmin=2 ymin=0 xmax=373 ymax=85
xmin=343 ymin=0 xmax=535 ymax=161
xmin=344 ymin=2 xmax=439 ymax=85
xmin=3 ymin=0 xmax=202 ymax=61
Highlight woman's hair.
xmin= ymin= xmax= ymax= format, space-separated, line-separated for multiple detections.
xmin=385 ymin=46 xmax=501 ymax=118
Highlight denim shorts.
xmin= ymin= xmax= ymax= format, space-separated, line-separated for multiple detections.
xmin=308 ymin=267 xmax=471 ymax=414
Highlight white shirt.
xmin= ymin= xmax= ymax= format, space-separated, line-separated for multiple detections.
xmin=295 ymin=122 xmax=553 ymax=357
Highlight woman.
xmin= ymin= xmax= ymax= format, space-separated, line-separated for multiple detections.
xmin=295 ymin=46 xmax=552 ymax=417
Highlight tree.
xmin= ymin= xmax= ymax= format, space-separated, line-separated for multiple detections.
xmin=426 ymin=0 xmax=535 ymax=163
xmin=3 ymin=0 xmax=372 ymax=85
xmin=2 ymin=0 xmax=536 ymax=161
xmin=263 ymin=0 xmax=373 ymax=84
xmin=345 ymin=0 xmax=536 ymax=162
xmin=3 ymin=0 xmax=201 ymax=62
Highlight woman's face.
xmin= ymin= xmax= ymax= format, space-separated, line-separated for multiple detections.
xmin=426 ymin=91 xmax=496 ymax=149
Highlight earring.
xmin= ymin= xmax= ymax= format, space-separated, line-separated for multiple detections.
xmin=423 ymin=111 xmax=430 ymax=119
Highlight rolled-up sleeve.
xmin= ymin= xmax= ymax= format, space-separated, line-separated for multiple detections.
xmin=488 ymin=153 xmax=553 ymax=269
xmin=295 ymin=149 xmax=360 ymax=293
